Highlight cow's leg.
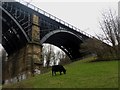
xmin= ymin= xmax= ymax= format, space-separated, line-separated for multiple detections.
xmin=54 ymin=72 xmax=56 ymax=75
xmin=60 ymin=71 xmax=62 ymax=75
xmin=52 ymin=71 xmax=53 ymax=76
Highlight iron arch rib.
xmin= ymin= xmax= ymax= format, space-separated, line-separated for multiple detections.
xmin=1 ymin=6 xmax=30 ymax=54
xmin=40 ymin=30 xmax=82 ymax=44
xmin=41 ymin=30 xmax=83 ymax=60
xmin=1 ymin=6 xmax=30 ymax=42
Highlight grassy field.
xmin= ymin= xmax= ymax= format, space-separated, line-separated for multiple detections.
xmin=0 ymin=85 xmax=1 ymax=90
xmin=3 ymin=57 xmax=118 ymax=88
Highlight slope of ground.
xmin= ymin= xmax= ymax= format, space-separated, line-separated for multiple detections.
xmin=3 ymin=57 xmax=118 ymax=88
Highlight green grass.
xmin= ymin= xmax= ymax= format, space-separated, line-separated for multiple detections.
xmin=0 ymin=85 xmax=2 ymax=89
xmin=3 ymin=57 xmax=118 ymax=88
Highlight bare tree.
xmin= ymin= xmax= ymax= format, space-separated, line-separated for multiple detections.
xmin=56 ymin=51 xmax=71 ymax=65
xmin=99 ymin=9 xmax=120 ymax=59
xmin=42 ymin=44 xmax=55 ymax=68
xmin=42 ymin=44 xmax=71 ymax=67
xmin=54 ymin=51 xmax=64 ymax=65
xmin=80 ymin=38 xmax=114 ymax=61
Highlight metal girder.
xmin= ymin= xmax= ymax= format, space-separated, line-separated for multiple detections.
xmin=1 ymin=5 xmax=31 ymax=54
xmin=40 ymin=29 xmax=83 ymax=44
xmin=1 ymin=6 xmax=30 ymax=42
xmin=41 ymin=29 xmax=83 ymax=60
xmin=1 ymin=2 xmax=91 ymax=59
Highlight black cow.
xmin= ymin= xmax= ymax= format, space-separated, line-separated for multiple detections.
xmin=52 ymin=65 xmax=66 ymax=76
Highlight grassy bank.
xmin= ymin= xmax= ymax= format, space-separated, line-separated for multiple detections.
xmin=3 ymin=57 xmax=118 ymax=88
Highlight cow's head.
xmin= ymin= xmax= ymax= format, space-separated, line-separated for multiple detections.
xmin=63 ymin=69 xmax=66 ymax=74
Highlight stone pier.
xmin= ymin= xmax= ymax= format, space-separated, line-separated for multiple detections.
xmin=2 ymin=14 xmax=42 ymax=84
